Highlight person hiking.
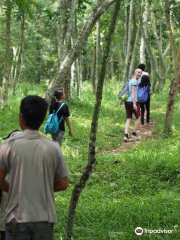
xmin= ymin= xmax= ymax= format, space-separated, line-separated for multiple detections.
xmin=49 ymin=89 xmax=72 ymax=147
xmin=0 ymin=130 xmax=21 ymax=240
xmin=138 ymin=63 xmax=150 ymax=78
xmin=138 ymin=75 xmax=151 ymax=126
xmin=124 ymin=69 xmax=142 ymax=141
xmin=0 ymin=95 xmax=70 ymax=240
xmin=138 ymin=63 xmax=153 ymax=126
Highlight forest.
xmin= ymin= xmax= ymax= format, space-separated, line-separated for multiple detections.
xmin=1 ymin=0 xmax=180 ymax=239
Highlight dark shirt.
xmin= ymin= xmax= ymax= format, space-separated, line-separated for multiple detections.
xmin=49 ymin=102 xmax=70 ymax=131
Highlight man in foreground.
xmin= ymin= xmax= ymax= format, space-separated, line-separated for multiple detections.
xmin=0 ymin=95 xmax=70 ymax=240
xmin=124 ymin=69 xmax=142 ymax=141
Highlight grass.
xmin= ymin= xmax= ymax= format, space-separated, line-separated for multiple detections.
xmin=1 ymin=80 xmax=180 ymax=239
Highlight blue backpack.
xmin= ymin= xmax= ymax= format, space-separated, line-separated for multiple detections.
xmin=44 ymin=103 xmax=65 ymax=134
xmin=137 ymin=86 xmax=148 ymax=103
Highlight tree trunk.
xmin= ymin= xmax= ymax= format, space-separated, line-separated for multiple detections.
xmin=2 ymin=0 xmax=12 ymax=106
xmin=140 ymin=0 xmax=161 ymax=92
xmin=12 ymin=12 xmax=25 ymax=94
xmin=44 ymin=0 xmax=116 ymax=102
xmin=95 ymin=0 xmax=101 ymax=83
xmin=163 ymin=62 xmax=180 ymax=137
xmin=122 ymin=0 xmax=134 ymax=83
xmin=64 ymin=0 xmax=77 ymax=97
xmin=65 ymin=1 xmax=120 ymax=239
xmin=123 ymin=5 xmax=129 ymax=55
xmin=70 ymin=61 xmax=76 ymax=97
xmin=164 ymin=0 xmax=176 ymax=64
xmin=163 ymin=0 xmax=179 ymax=137
xmin=140 ymin=37 xmax=145 ymax=63
xmin=139 ymin=0 xmax=148 ymax=64
xmin=76 ymin=57 xmax=81 ymax=98
xmin=57 ymin=0 xmax=75 ymax=98
xmin=128 ymin=23 xmax=140 ymax=78
xmin=91 ymin=43 xmax=97 ymax=93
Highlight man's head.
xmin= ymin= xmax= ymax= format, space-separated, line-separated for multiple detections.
xmin=19 ymin=95 xmax=48 ymax=130
xmin=134 ymin=69 xmax=142 ymax=79
xmin=138 ymin=63 xmax=145 ymax=71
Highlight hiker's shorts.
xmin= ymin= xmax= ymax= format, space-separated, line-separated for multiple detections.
xmin=125 ymin=102 xmax=140 ymax=119
xmin=5 ymin=221 xmax=54 ymax=240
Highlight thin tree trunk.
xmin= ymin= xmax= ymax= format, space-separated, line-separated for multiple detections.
xmin=70 ymin=61 xmax=75 ymax=97
xmin=128 ymin=23 xmax=140 ymax=78
xmin=44 ymin=0 xmax=116 ymax=102
xmin=2 ymin=0 xmax=12 ymax=106
xmin=163 ymin=0 xmax=179 ymax=137
xmin=110 ymin=57 xmax=115 ymax=78
xmin=140 ymin=37 xmax=145 ymax=63
xmin=140 ymin=0 xmax=148 ymax=64
xmin=12 ymin=12 xmax=25 ymax=94
xmin=65 ymin=1 xmax=120 ymax=239
xmin=64 ymin=0 xmax=77 ymax=97
xmin=91 ymin=43 xmax=97 ymax=93
xmin=164 ymin=0 xmax=176 ymax=63
xmin=123 ymin=5 xmax=129 ymax=55
xmin=163 ymin=65 xmax=180 ymax=137
xmin=95 ymin=0 xmax=101 ymax=82
xmin=140 ymin=0 xmax=161 ymax=92
xmin=150 ymin=9 xmax=170 ymax=92
xmin=76 ymin=57 xmax=81 ymax=98
xmin=122 ymin=0 xmax=134 ymax=83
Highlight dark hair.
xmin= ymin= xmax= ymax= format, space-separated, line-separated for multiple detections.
xmin=20 ymin=95 xmax=48 ymax=130
xmin=139 ymin=75 xmax=150 ymax=87
xmin=51 ymin=88 xmax=64 ymax=105
xmin=138 ymin=63 xmax=146 ymax=71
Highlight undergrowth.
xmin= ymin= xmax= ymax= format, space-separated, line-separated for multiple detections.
xmin=1 ymin=80 xmax=180 ymax=239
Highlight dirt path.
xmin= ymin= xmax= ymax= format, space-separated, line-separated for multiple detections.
xmin=102 ymin=122 xmax=157 ymax=154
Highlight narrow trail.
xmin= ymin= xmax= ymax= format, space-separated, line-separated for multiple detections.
xmin=101 ymin=122 xmax=157 ymax=155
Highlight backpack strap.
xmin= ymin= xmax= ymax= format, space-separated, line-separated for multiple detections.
xmin=55 ymin=102 xmax=65 ymax=114
xmin=55 ymin=103 xmax=65 ymax=124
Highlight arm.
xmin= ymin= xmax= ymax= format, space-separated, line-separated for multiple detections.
xmin=132 ymin=85 xmax=137 ymax=110
xmin=64 ymin=116 xmax=73 ymax=136
xmin=0 ymin=168 xmax=9 ymax=192
xmin=54 ymin=176 xmax=68 ymax=192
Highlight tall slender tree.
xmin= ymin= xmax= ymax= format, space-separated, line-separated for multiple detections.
xmin=2 ymin=0 xmax=12 ymax=106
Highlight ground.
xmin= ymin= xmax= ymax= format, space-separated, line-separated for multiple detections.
xmin=102 ymin=121 xmax=156 ymax=154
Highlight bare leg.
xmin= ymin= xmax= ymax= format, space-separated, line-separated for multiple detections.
xmin=125 ymin=118 xmax=131 ymax=135
xmin=133 ymin=116 xmax=140 ymax=132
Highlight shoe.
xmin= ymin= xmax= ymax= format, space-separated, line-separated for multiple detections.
xmin=123 ymin=136 xmax=129 ymax=142
xmin=131 ymin=134 xmax=141 ymax=141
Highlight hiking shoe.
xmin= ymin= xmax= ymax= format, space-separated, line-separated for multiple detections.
xmin=123 ymin=136 xmax=129 ymax=142
xmin=131 ymin=134 xmax=141 ymax=141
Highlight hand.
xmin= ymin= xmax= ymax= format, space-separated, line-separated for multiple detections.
xmin=133 ymin=103 xmax=137 ymax=110
xmin=69 ymin=129 xmax=73 ymax=137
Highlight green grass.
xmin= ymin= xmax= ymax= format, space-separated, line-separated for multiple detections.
xmin=1 ymin=80 xmax=180 ymax=239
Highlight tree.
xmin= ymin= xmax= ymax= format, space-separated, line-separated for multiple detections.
xmin=121 ymin=0 xmax=134 ymax=83
xmin=2 ymin=0 xmax=12 ymax=106
xmin=163 ymin=0 xmax=180 ymax=137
